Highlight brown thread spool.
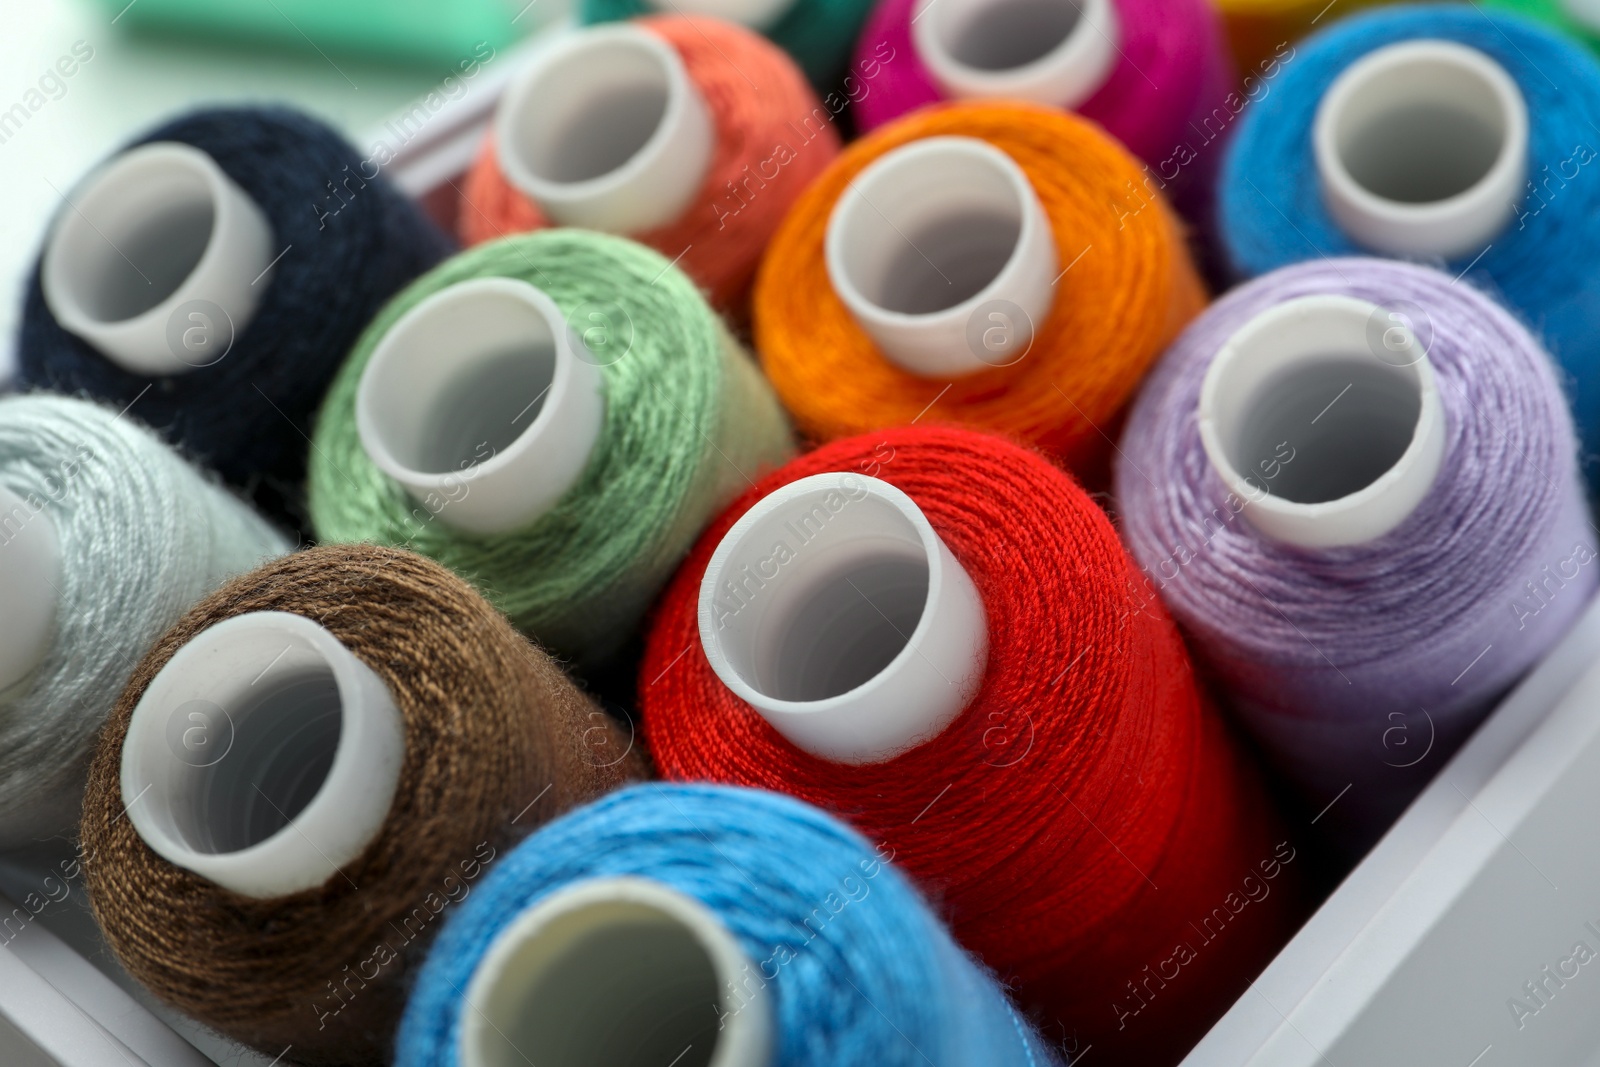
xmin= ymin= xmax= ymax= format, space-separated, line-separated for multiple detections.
xmin=78 ymin=544 xmax=646 ymax=1065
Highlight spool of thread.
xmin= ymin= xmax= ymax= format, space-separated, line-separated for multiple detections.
xmin=1217 ymin=5 xmax=1600 ymax=482
xmin=640 ymin=425 xmax=1299 ymax=1064
xmin=308 ymin=230 xmax=794 ymax=668
xmin=1488 ymin=0 xmax=1600 ymax=52
xmin=395 ymin=784 xmax=1066 ymax=1067
xmin=457 ymin=18 xmax=839 ymax=312
xmin=1115 ymin=257 xmax=1596 ymax=850
xmin=850 ymin=0 xmax=1234 ymax=219
xmin=79 ymin=544 xmax=646 ymax=1066
xmin=577 ymin=0 xmax=875 ymax=92
xmin=754 ymin=103 xmax=1205 ymax=480
xmin=0 ymin=394 xmax=287 ymax=849
xmin=19 ymin=106 xmax=454 ymax=523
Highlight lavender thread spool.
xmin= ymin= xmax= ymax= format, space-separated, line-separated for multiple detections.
xmin=1115 ymin=257 xmax=1597 ymax=852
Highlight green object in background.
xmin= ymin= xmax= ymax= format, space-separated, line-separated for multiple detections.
xmin=1483 ymin=0 xmax=1600 ymax=52
xmin=92 ymin=0 xmax=536 ymax=66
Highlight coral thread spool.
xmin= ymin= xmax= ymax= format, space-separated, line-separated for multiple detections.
xmin=459 ymin=18 xmax=839 ymax=312
xmin=492 ymin=26 xmax=715 ymax=236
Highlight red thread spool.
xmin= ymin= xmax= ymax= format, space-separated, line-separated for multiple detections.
xmin=640 ymin=425 xmax=1301 ymax=1064
xmin=458 ymin=15 xmax=840 ymax=312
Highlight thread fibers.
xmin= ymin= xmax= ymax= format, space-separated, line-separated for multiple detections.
xmin=309 ymin=230 xmax=794 ymax=668
xmin=0 ymin=394 xmax=287 ymax=849
xmin=459 ymin=16 xmax=839 ymax=312
xmin=578 ymin=0 xmax=876 ymax=92
xmin=397 ymin=784 xmax=1065 ymax=1067
xmin=1217 ymin=5 xmax=1600 ymax=481
xmin=19 ymin=106 xmax=454 ymax=523
xmin=640 ymin=425 xmax=1298 ymax=1064
xmin=754 ymin=103 xmax=1205 ymax=481
xmin=1115 ymin=258 xmax=1596 ymax=849
xmin=80 ymin=544 xmax=647 ymax=1066
xmin=851 ymin=0 xmax=1234 ymax=219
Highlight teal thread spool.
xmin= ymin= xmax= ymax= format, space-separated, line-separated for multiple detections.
xmin=309 ymin=230 xmax=794 ymax=667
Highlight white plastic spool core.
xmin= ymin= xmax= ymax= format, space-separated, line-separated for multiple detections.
xmin=643 ymin=0 xmax=796 ymax=31
xmin=460 ymin=877 xmax=772 ymax=1067
xmin=355 ymin=277 xmax=604 ymax=536
xmin=40 ymin=142 xmax=276 ymax=377
xmin=912 ymin=0 xmax=1119 ymax=109
xmin=698 ymin=473 xmax=988 ymax=764
xmin=119 ymin=611 xmax=405 ymax=899
xmin=1314 ymin=40 xmax=1528 ymax=260
xmin=1198 ymin=295 xmax=1446 ymax=549
xmin=1565 ymin=0 xmax=1600 ymax=31
xmin=495 ymin=25 xmax=714 ymax=234
xmin=825 ymin=137 xmax=1057 ymax=379
xmin=0 ymin=483 xmax=62 ymax=694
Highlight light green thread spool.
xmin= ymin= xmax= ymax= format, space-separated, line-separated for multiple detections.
xmin=309 ymin=230 xmax=795 ymax=666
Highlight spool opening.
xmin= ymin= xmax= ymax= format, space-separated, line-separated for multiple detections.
xmin=121 ymin=612 xmax=406 ymax=897
xmin=1329 ymin=62 xmax=1507 ymax=204
xmin=938 ymin=0 xmax=1085 ymax=71
xmin=1228 ymin=360 xmax=1419 ymax=504
xmin=1198 ymin=295 xmax=1446 ymax=548
xmin=172 ymin=669 xmax=341 ymax=855
xmin=359 ymin=280 xmax=563 ymax=476
xmin=462 ymin=879 xmax=769 ymax=1067
xmin=831 ymin=145 xmax=1025 ymax=317
xmin=472 ymin=901 xmax=721 ymax=1067
xmin=1313 ymin=42 xmax=1528 ymax=260
xmin=504 ymin=35 xmax=672 ymax=187
xmin=53 ymin=161 xmax=215 ymax=323
xmin=355 ymin=278 xmax=605 ymax=536
xmin=709 ymin=481 xmax=930 ymax=703
xmin=699 ymin=474 xmax=989 ymax=763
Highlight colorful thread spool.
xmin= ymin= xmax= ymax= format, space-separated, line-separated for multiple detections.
xmin=18 ymin=106 xmax=454 ymax=523
xmin=754 ymin=102 xmax=1205 ymax=482
xmin=0 ymin=394 xmax=286 ymax=849
xmin=395 ymin=784 xmax=1066 ymax=1067
xmin=457 ymin=18 xmax=838 ymax=312
xmin=309 ymin=230 xmax=794 ymax=668
xmin=850 ymin=0 xmax=1234 ymax=220
xmin=1217 ymin=5 xmax=1600 ymax=483
xmin=80 ymin=545 xmax=646 ymax=1065
xmin=640 ymin=425 xmax=1299 ymax=1064
xmin=1116 ymin=257 xmax=1596 ymax=850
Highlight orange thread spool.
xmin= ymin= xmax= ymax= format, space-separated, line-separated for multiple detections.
xmin=458 ymin=16 xmax=840 ymax=312
xmin=754 ymin=101 xmax=1206 ymax=479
